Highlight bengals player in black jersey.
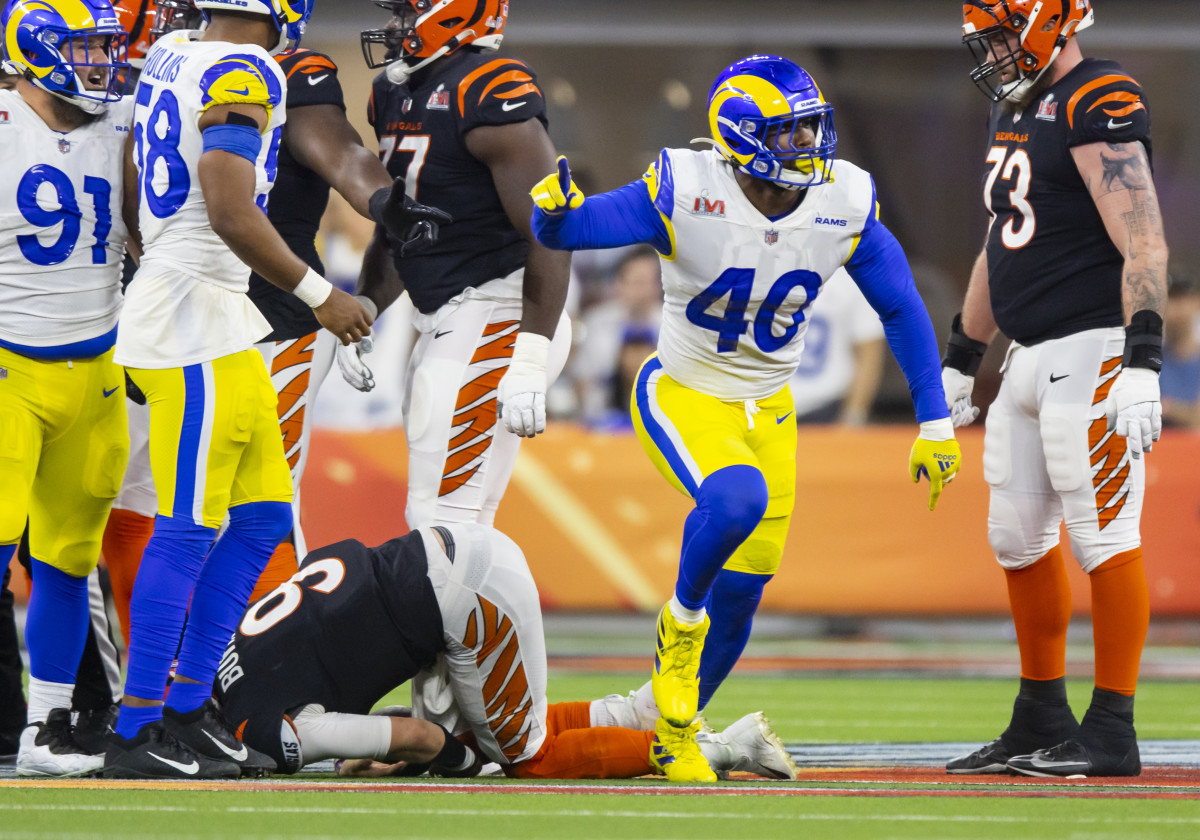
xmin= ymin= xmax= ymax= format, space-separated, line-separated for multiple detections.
xmin=357 ymin=0 xmax=573 ymax=531
xmin=216 ymin=523 xmax=793 ymax=780
xmin=943 ymin=1 xmax=1168 ymax=779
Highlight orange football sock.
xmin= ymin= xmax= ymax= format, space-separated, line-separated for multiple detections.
xmin=1089 ymin=548 xmax=1148 ymax=696
xmin=1005 ymin=545 xmax=1071 ymax=681
xmin=250 ymin=539 xmax=298 ymax=602
xmin=101 ymin=508 xmax=155 ymax=647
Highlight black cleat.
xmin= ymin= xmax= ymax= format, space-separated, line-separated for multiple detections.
xmin=948 ymin=678 xmax=1081 ymax=775
xmin=162 ymin=699 xmax=275 ymax=778
xmin=73 ymin=705 xmax=119 ymax=756
xmin=103 ymin=722 xmax=240 ymax=779
xmin=946 ymin=738 xmax=1014 ymax=774
xmin=1007 ymin=737 xmax=1141 ymax=778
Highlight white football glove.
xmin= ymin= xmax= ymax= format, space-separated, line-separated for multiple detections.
xmin=941 ymin=367 xmax=980 ymax=428
xmin=1104 ymin=367 xmax=1162 ymax=459
xmin=498 ymin=332 xmax=550 ymax=437
xmin=336 ymin=334 xmax=375 ymax=393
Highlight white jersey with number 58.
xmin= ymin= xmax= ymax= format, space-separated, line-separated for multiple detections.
xmin=647 ymin=148 xmax=876 ymax=401
xmin=116 ymin=31 xmax=287 ymax=369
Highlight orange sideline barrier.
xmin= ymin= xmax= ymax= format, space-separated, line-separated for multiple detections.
xmin=296 ymin=424 xmax=1199 ymax=617
xmin=8 ymin=426 xmax=1196 ymax=616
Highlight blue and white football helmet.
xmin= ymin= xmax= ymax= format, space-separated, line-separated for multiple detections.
xmin=193 ymin=0 xmax=314 ymax=54
xmin=2 ymin=0 xmax=129 ymax=112
xmin=707 ymin=55 xmax=837 ymax=188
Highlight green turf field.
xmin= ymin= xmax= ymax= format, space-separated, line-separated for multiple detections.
xmin=4 ymin=674 xmax=1198 ymax=839
xmin=4 ymin=787 xmax=1200 ymax=840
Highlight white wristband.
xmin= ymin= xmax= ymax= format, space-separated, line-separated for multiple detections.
xmin=509 ymin=331 xmax=551 ymax=376
xmin=293 ymin=267 xmax=333 ymax=308
xmin=919 ymin=417 xmax=956 ymax=441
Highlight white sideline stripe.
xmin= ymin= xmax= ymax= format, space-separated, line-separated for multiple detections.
xmin=511 ymin=451 xmax=660 ymax=610
xmin=3 ymin=805 xmax=1200 ymax=824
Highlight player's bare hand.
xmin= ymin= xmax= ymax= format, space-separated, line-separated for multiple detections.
xmin=335 ymin=758 xmax=409 ymax=778
xmin=315 ymin=288 xmax=375 ymax=346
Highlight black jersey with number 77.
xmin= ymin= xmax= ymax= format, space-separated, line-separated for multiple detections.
xmin=982 ymin=58 xmax=1151 ymax=347
xmin=367 ymin=49 xmax=549 ymax=315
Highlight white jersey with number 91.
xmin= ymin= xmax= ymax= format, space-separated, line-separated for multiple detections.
xmin=646 ymin=149 xmax=876 ymax=401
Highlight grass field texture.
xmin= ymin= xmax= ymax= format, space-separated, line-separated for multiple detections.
xmin=3 ymin=674 xmax=1198 ymax=839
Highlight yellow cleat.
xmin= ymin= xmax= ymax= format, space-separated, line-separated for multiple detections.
xmin=650 ymin=718 xmax=717 ymax=783
xmin=651 ymin=602 xmax=709 ymax=727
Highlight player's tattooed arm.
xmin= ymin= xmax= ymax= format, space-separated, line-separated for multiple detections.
xmin=1072 ymin=140 xmax=1168 ymax=318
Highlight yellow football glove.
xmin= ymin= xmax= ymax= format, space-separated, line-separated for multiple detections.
xmin=909 ymin=419 xmax=961 ymax=511
xmin=530 ymin=155 xmax=585 ymax=214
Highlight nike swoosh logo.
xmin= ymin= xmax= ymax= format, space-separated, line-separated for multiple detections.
xmin=1108 ymin=119 xmax=1133 ymax=130
xmin=228 ymin=86 xmax=250 ymax=96
xmin=776 ymin=412 xmax=793 ymax=424
xmin=148 ymin=752 xmax=199 ymax=775
xmin=434 ymin=330 xmax=453 ymax=339
xmin=307 ymin=74 xmax=329 ymax=86
xmin=500 ymin=101 xmax=527 ymax=112
xmin=204 ymin=729 xmax=248 ymax=762
xmin=103 ymin=386 xmax=120 ymax=398
xmin=1049 ymin=373 xmax=1069 ymax=383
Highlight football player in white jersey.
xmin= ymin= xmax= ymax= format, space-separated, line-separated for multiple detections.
xmin=0 ymin=0 xmax=133 ymax=776
xmin=531 ymin=55 xmax=960 ymax=781
xmin=104 ymin=0 xmax=376 ymax=780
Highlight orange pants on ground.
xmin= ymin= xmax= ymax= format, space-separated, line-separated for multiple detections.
xmin=507 ymin=701 xmax=654 ymax=780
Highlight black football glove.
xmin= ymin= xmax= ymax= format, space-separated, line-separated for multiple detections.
xmin=369 ymin=177 xmax=453 ymax=257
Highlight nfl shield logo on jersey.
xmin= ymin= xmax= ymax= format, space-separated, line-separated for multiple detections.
xmin=0 ymin=367 xmax=7 ymax=380
xmin=764 ymin=229 xmax=779 ymax=246
xmin=58 ymin=138 xmax=71 ymax=154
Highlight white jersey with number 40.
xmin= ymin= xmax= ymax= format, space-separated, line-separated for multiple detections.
xmin=117 ymin=31 xmax=288 ymax=368
xmin=0 ymin=90 xmax=132 ymax=348
xmin=647 ymin=148 xmax=876 ymax=401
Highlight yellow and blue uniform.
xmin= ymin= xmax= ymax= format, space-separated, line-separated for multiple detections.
xmin=112 ymin=31 xmax=294 ymax=733
xmin=0 ymin=82 xmax=133 ymax=722
xmin=533 ymin=146 xmax=947 ymax=706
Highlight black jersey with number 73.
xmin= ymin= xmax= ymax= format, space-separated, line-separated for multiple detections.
xmin=981 ymin=58 xmax=1151 ymax=346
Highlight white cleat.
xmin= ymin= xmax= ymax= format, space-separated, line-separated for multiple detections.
xmin=697 ymin=711 xmax=798 ymax=781
xmin=16 ymin=710 xmax=104 ymax=778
